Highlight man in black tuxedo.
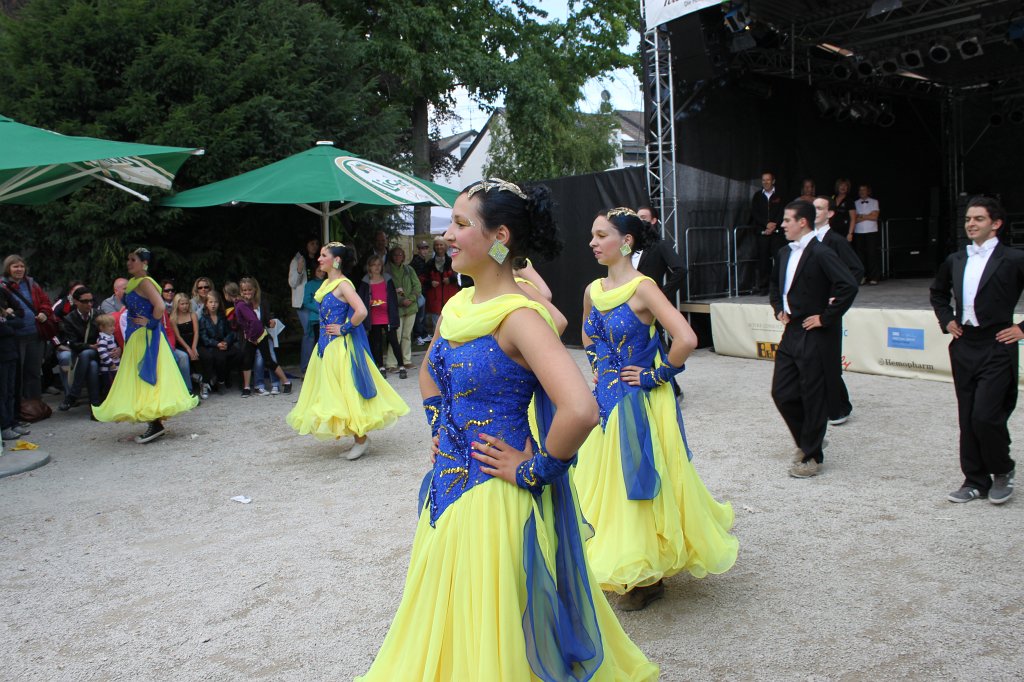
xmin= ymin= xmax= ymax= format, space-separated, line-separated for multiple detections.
xmin=813 ymin=196 xmax=863 ymax=426
xmin=751 ymin=171 xmax=786 ymax=295
xmin=930 ymin=196 xmax=1023 ymax=504
xmin=770 ymin=200 xmax=858 ymax=478
xmin=635 ymin=206 xmax=685 ymax=301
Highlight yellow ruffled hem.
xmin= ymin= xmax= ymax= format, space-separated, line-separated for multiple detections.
xmin=575 ymin=383 xmax=738 ymax=593
xmin=92 ymin=328 xmax=198 ymax=423
xmin=357 ymin=478 xmax=659 ymax=681
xmin=286 ymin=335 xmax=409 ymax=439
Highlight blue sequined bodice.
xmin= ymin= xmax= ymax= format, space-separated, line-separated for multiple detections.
xmin=426 ymin=335 xmax=539 ymax=525
xmin=585 ymin=302 xmax=657 ymax=426
xmin=124 ymin=290 xmax=155 ymax=339
xmin=317 ymin=291 xmax=355 ymax=357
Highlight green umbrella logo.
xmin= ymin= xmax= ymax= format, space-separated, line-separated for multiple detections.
xmin=335 ymin=156 xmax=451 ymax=207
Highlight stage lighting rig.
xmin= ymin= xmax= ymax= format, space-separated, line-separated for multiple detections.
xmin=878 ymin=53 xmax=901 ymax=76
xmin=900 ymin=48 xmax=924 ymax=70
xmin=956 ymin=33 xmax=983 ymax=59
xmin=928 ymin=39 xmax=954 ymax=64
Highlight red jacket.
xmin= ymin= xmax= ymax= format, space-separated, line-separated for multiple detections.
xmin=421 ymin=256 xmax=460 ymax=315
xmin=2 ymin=276 xmax=57 ymax=340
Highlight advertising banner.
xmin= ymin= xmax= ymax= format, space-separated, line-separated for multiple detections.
xmin=645 ymin=0 xmax=720 ymax=29
xmin=709 ymin=302 xmax=1024 ymax=387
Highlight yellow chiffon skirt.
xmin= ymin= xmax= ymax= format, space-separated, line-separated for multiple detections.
xmin=286 ymin=335 xmax=409 ymax=439
xmin=357 ymin=478 xmax=659 ymax=681
xmin=575 ymin=384 xmax=738 ymax=594
xmin=92 ymin=328 xmax=197 ymax=423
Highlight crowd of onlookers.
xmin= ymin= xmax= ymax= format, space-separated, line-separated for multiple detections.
xmin=0 ymin=230 xmax=467 ymax=447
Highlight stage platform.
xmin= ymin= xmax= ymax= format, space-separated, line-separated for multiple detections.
xmin=683 ymin=278 xmax=1024 ymax=386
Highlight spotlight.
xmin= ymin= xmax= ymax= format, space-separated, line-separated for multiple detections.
xmin=900 ymin=48 xmax=924 ymax=69
xmin=876 ymin=101 xmax=896 ymax=128
xmin=956 ymin=34 xmax=983 ymax=59
xmin=848 ymin=101 xmax=869 ymax=122
xmin=856 ymin=59 xmax=876 ymax=78
xmin=832 ymin=62 xmax=853 ymax=80
xmin=878 ymin=53 xmax=901 ymax=75
xmin=814 ymin=91 xmax=838 ymax=117
xmin=990 ymin=111 xmax=1005 ymax=126
xmin=928 ymin=39 xmax=954 ymax=64
xmin=1010 ymin=108 xmax=1024 ymax=125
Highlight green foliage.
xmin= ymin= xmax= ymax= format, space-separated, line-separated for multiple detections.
xmin=0 ymin=0 xmax=404 ymax=312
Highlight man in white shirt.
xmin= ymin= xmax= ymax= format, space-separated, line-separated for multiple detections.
xmin=769 ymin=200 xmax=858 ymax=479
xmin=852 ymin=184 xmax=881 ymax=284
xmin=930 ymin=196 xmax=1024 ymax=504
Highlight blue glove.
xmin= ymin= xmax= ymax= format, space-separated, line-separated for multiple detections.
xmin=515 ymin=444 xmax=573 ymax=493
xmin=338 ymin=321 xmax=354 ymax=335
xmin=638 ymin=360 xmax=685 ymax=390
xmin=145 ymin=318 xmax=161 ymax=330
xmin=423 ymin=395 xmax=443 ymax=438
xmin=584 ymin=344 xmax=598 ymax=373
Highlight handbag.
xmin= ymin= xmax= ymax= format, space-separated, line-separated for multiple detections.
xmin=19 ymin=397 xmax=53 ymax=423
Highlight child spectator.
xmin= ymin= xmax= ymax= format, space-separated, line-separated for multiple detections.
xmin=94 ymin=313 xmax=120 ymax=400
xmin=198 ymin=291 xmax=238 ymax=397
xmin=234 ymin=277 xmax=291 ymax=397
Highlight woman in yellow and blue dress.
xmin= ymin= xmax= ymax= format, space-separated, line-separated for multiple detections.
xmin=286 ymin=242 xmax=408 ymax=460
xmin=93 ymin=248 xmax=198 ymax=443
xmin=358 ymin=180 xmax=657 ymax=681
xmin=575 ymin=208 xmax=738 ymax=611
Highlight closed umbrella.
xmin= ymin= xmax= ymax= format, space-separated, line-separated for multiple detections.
xmin=160 ymin=142 xmax=458 ymax=243
xmin=0 ymin=114 xmax=203 ymax=204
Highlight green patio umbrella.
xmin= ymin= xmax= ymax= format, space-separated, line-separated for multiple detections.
xmin=160 ymin=141 xmax=459 ymax=243
xmin=0 ymin=114 xmax=203 ymax=205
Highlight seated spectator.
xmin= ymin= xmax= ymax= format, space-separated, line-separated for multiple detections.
xmin=57 ymin=287 xmax=101 ymax=411
xmin=98 ymin=277 xmax=128 ymax=314
xmin=169 ymin=293 xmax=201 ymax=392
xmin=190 ymin=277 xmax=215 ymax=315
xmin=94 ymin=313 xmax=120 ymax=401
xmin=198 ymin=291 xmax=238 ymax=398
xmin=159 ymin=280 xmax=193 ymax=394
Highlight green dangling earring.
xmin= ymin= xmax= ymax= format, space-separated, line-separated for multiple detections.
xmin=332 ymin=259 xmax=340 ymax=270
xmin=619 ymin=241 xmax=632 ymax=257
xmin=488 ymin=240 xmax=510 ymax=265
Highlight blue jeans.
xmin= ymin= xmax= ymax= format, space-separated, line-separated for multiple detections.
xmin=297 ymin=308 xmax=316 ymax=372
xmin=172 ymin=348 xmax=193 ymax=391
xmin=252 ymin=345 xmax=279 ymax=389
xmin=58 ymin=348 xmax=101 ymax=405
xmin=413 ymin=295 xmax=427 ymax=339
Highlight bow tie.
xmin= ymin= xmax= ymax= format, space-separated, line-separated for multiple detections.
xmin=789 ymin=241 xmax=805 ymax=252
xmin=967 ymin=243 xmax=988 ymax=257
xmin=860 ymin=200 xmax=870 ymax=204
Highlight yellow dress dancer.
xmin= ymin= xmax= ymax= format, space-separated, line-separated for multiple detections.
xmin=357 ymin=289 xmax=657 ymax=681
xmin=575 ymin=275 xmax=738 ymax=600
xmin=286 ymin=275 xmax=408 ymax=453
xmin=93 ymin=273 xmax=197 ymax=442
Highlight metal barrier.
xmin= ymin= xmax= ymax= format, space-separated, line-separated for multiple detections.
xmin=684 ymin=226 xmax=732 ymax=300
xmin=731 ymin=225 xmax=760 ymax=296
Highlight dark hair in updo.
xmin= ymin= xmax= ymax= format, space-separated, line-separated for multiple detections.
xmin=462 ymin=181 xmax=562 ymax=263
xmin=324 ymin=241 xmax=357 ymax=277
xmin=598 ymin=209 xmax=660 ymax=252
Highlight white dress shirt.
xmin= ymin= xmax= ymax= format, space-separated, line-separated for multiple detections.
xmin=783 ymin=231 xmax=817 ymax=315
xmin=631 ymin=250 xmax=643 ymax=269
xmin=854 ymin=197 xmax=879 ymax=234
xmin=814 ymin=224 xmax=830 ymax=241
xmin=961 ymin=236 xmax=999 ymax=326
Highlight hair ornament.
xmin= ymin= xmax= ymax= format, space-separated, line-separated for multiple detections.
xmin=467 ymin=177 xmax=527 ymax=201
xmin=607 ymin=207 xmax=639 ymax=219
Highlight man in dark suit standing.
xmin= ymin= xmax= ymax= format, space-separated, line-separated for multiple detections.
xmin=813 ymin=196 xmax=863 ymax=426
xmin=770 ymin=200 xmax=858 ymax=478
xmin=635 ymin=206 xmax=685 ymax=301
xmin=752 ymin=171 xmax=786 ymax=295
xmin=930 ymin=196 xmax=1023 ymax=504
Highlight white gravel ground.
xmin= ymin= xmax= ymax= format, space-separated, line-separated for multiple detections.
xmin=2 ymin=348 xmax=1022 ymax=681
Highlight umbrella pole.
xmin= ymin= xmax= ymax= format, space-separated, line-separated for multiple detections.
xmin=321 ymin=202 xmax=330 ymax=244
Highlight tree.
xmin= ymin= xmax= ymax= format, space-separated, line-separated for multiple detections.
xmin=0 ymin=0 xmax=405 ymax=312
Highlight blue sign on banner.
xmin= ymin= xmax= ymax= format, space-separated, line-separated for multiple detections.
xmin=888 ymin=327 xmax=925 ymax=350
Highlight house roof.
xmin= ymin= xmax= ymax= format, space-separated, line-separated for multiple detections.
xmin=436 ymin=130 xmax=477 ymax=157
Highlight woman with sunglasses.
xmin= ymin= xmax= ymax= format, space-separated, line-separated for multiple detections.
xmin=190 ymin=277 xmax=215 ymax=315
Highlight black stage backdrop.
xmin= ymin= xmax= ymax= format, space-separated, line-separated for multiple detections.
xmin=531 ymin=165 xmax=648 ymax=345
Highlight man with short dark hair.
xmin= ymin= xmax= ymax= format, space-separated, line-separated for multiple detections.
xmin=58 ymin=287 xmax=101 ymax=411
xmin=751 ymin=171 xmax=786 ymax=295
xmin=930 ymin=196 xmax=1023 ymax=504
xmin=770 ymin=200 xmax=858 ymax=478
xmin=852 ymin=184 xmax=881 ymax=284
xmin=813 ymin=195 xmax=863 ymax=425
xmin=635 ymin=205 xmax=685 ymax=301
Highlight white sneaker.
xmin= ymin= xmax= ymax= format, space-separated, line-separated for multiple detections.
xmin=255 ymin=386 xmax=269 ymax=396
xmin=270 ymin=385 xmax=280 ymax=395
xmin=346 ymin=437 xmax=370 ymax=461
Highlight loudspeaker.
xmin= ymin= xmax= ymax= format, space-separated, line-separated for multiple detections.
xmin=669 ymin=10 xmax=728 ymax=82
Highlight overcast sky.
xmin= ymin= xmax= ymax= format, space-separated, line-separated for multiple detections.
xmin=437 ymin=1 xmax=642 ymax=137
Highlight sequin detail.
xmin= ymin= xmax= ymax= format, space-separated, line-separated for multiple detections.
xmin=584 ymin=302 xmax=656 ymax=427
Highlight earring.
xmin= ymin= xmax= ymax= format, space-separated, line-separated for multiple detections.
xmin=488 ymin=240 xmax=509 ymax=265
xmin=619 ymin=242 xmax=632 ymax=257
xmin=332 ymin=260 xmax=340 ymax=270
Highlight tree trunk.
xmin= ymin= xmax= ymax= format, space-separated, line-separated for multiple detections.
xmin=411 ymin=96 xmax=432 ymax=237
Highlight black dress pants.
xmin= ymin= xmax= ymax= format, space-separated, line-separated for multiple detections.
xmin=772 ymin=322 xmax=831 ymax=462
xmin=823 ymin=322 xmax=852 ymax=421
xmin=949 ymin=325 xmax=1018 ymax=492
xmin=853 ymin=231 xmax=881 ymax=282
